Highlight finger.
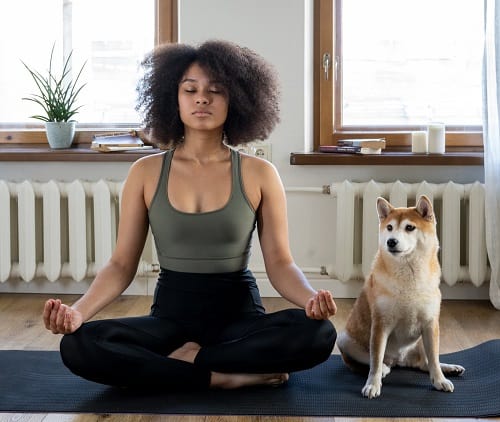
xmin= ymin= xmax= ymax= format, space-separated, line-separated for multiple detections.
xmin=43 ymin=300 xmax=55 ymax=328
xmin=55 ymin=304 xmax=68 ymax=331
xmin=319 ymin=290 xmax=337 ymax=316
xmin=64 ymin=311 xmax=72 ymax=333
xmin=312 ymin=296 xmax=323 ymax=319
xmin=315 ymin=297 xmax=325 ymax=318
xmin=323 ymin=292 xmax=337 ymax=315
xmin=329 ymin=299 xmax=338 ymax=316
xmin=49 ymin=299 xmax=60 ymax=319
xmin=48 ymin=300 xmax=62 ymax=329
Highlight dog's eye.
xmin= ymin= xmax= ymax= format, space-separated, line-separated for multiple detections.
xmin=406 ymin=224 xmax=416 ymax=231
xmin=387 ymin=224 xmax=393 ymax=231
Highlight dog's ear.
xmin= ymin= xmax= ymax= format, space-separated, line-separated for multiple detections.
xmin=377 ymin=197 xmax=393 ymax=221
xmin=416 ymin=195 xmax=435 ymax=221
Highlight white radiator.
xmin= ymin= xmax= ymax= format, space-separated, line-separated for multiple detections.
xmin=0 ymin=179 xmax=158 ymax=283
xmin=0 ymin=178 xmax=490 ymax=290
xmin=324 ymin=180 xmax=489 ymax=287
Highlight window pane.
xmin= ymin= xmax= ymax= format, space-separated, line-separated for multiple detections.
xmin=341 ymin=0 xmax=484 ymax=127
xmin=0 ymin=0 xmax=154 ymax=127
xmin=0 ymin=1 xmax=61 ymax=126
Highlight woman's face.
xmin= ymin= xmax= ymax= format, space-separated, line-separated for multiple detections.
xmin=178 ymin=62 xmax=229 ymax=134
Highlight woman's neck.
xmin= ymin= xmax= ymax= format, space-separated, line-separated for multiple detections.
xmin=177 ymin=130 xmax=228 ymax=163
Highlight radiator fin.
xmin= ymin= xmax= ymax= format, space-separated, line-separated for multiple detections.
xmin=42 ymin=180 xmax=61 ymax=281
xmin=0 ymin=181 xmax=11 ymax=282
xmin=18 ymin=181 xmax=37 ymax=282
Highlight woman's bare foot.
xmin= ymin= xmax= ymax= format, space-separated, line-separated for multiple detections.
xmin=168 ymin=342 xmax=289 ymax=389
xmin=168 ymin=342 xmax=201 ymax=363
xmin=210 ymin=372 xmax=289 ymax=389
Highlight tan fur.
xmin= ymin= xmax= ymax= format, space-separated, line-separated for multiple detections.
xmin=337 ymin=195 xmax=465 ymax=399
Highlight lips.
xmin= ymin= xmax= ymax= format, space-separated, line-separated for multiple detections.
xmin=192 ymin=110 xmax=211 ymax=116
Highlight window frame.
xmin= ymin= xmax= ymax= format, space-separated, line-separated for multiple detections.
xmin=0 ymin=0 xmax=177 ymax=145
xmin=313 ymin=0 xmax=483 ymax=152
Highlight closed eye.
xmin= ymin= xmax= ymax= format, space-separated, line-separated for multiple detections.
xmin=183 ymin=88 xmax=222 ymax=94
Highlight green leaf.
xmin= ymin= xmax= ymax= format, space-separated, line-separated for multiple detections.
xmin=21 ymin=43 xmax=86 ymax=123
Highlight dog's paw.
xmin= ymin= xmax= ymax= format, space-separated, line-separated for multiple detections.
xmin=440 ymin=363 xmax=465 ymax=376
xmin=432 ymin=377 xmax=455 ymax=392
xmin=362 ymin=380 xmax=382 ymax=399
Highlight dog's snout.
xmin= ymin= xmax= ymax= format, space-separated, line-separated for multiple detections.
xmin=387 ymin=238 xmax=398 ymax=249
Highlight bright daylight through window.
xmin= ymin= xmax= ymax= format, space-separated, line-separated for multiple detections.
xmin=340 ymin=0 xmax=484 ymax=129
xmin=0 ymin=0 xmax=154 ymax=128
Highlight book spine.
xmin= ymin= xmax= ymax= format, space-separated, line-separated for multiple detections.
xmin=337 ymin=140 xmax=385 ymax=148
xmin=319 ymin=145 xmax=361 ymax=153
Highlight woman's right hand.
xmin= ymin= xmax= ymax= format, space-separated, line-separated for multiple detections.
xmin=43 ymin=299 xmax=83 ymax=334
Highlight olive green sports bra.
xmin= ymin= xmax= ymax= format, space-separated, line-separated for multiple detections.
xmin=148 ymin=148 xmax=257 ymax=273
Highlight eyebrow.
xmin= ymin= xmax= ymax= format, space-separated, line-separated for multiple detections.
xmin=179 ymin=78 xmax=223 ymax=85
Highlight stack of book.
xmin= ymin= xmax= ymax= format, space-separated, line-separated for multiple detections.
xmin=319 ymin=138 xmax=386 ymax=155
xmin=91 ymin=131 xmax=153 ymax=152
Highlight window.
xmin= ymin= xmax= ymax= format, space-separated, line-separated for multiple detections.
xmin=0 ymin=0 xmax=177 ymax=143
xmin=314 ymin=0 xmax=484 ymax=150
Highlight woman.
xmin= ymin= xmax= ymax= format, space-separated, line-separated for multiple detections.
xmin=43 ymin=40 xmax=337 ymax=390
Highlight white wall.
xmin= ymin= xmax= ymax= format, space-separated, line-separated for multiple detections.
xmin=0 ymin=0 xmax=487 ymax=299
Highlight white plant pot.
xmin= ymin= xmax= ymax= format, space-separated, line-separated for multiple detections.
xmin=45 ymin=121 xmax=76 ymax=149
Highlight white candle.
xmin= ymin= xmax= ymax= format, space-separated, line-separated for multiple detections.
xmin=411 ymin=131 xmax=428 ymax=153
xmin=427 ymin=122 xmax=445 ymax=154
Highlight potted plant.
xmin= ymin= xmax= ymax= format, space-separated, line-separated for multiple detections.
xmin=22 ymin=45 xmax=86 ymax=149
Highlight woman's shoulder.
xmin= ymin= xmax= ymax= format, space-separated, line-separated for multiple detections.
xmin=238 ymin=149 xmax=282 ymax=192
xmin=124 ymin=151 xmax=168 ymax=203
xmin=240 ymin=150 xmax=278 ymax=177
xmin=131 ymin=150 xmax=167 ymax=171
xmin=125 ymin=151 xmax=168 ymax=185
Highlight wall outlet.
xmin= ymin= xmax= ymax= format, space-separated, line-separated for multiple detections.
xmin=250 ymin=143 xmax=272 ymax=161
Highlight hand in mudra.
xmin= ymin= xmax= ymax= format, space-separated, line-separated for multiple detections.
xmin=43 ymin=298 xmax=83 ymax=334
xmin=305 ymin=289 xmax=337 ymax=320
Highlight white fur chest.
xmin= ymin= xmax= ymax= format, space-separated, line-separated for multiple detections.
xmin=374 ymin=284 xmax=441 ymax=356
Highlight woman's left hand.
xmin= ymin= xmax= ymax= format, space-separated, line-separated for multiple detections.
xmin=305 ymin=289 xmax=337 ymax=320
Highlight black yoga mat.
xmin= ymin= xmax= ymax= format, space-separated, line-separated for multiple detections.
xmin=1 ymin=340 xmax=499 ymax=417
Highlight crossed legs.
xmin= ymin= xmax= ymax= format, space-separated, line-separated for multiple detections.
xmin=60 ymin=309 xmax=336 ymax=390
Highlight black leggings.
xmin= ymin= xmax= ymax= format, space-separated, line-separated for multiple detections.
xmin=60 ymin=268 xmax=336 ymax=390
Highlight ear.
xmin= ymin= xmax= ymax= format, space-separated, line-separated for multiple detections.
xmin=377 ymin=197 xmax=393 ymax=221
xmin=416 ymin=195 xmax=435 ymax=221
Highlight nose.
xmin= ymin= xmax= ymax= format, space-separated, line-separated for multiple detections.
xmin=387 ymin=238 xmax=398 ymax=249
xmin=196 ymin=96 xmax=209 ymax=105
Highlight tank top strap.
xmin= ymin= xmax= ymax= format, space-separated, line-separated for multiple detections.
xmin=230 ymin=148 xmax=240 ymax=192
xmin=157 ymin=149 xmax=173 ymax=198
xmin=231 ymin=148 xmax=249 ymax=204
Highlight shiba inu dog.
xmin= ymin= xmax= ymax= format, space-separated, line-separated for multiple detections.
xmin=337 ymin=195 xmax=465 ymax=399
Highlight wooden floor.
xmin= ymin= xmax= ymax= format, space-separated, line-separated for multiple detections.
xmin=1 ymin=293 xmax=500 ymax=422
